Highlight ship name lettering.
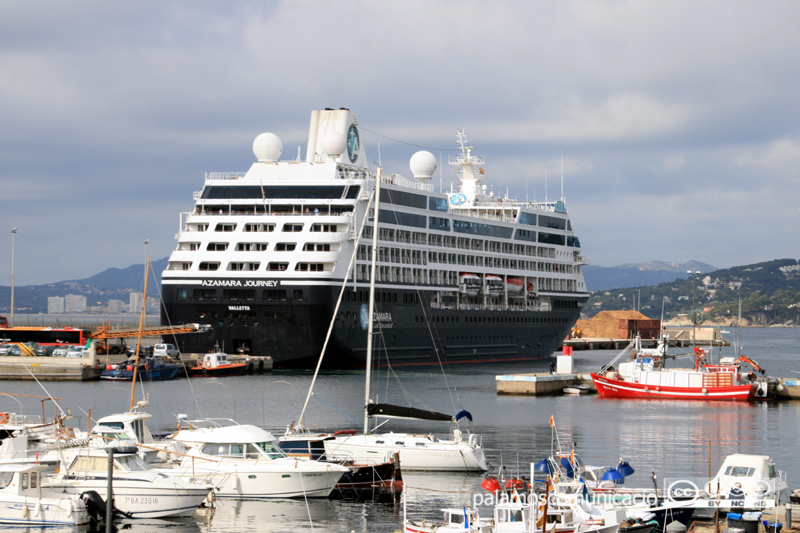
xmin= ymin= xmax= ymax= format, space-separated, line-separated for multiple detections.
xmin=243 ymin=280 xmax=278 ymax=287
xmin=229 ymin=306 xmax=251 ymax=311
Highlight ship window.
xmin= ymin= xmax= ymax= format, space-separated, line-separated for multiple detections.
xmin=267 ymin=262 xmax=288 ymax=271
xmin=429 ymin=197 xmax=448 ymax=212
xmin=177 ymin=289 xmax=188 ymax=300
xmin=382 ymin=189 xmax=428 ymax=209
xmin=539 ymin=232 xmax=566 ymax=246
xmin=202 ymin=185 xmax=347 ymax=199
xmin=293 ymin=290 xmax=304 ymax=299
xmin=236 ymin=242 xmax=268 ymax=251
xmin=295 ymin=263 xmax=325 ymax=272
xmin=539 ymin=215 xmax=566 ymax=230
xmin=198 ymin=262 xmax=220 ymax=271
xmin=178 ymin=242 xmax=200 ymax=251
xmin=195 ymin=310 xmax=217 ymax=319
xmin=429 ymin=217 xmax=450 ymax=231
xmin=264 ymin=289 xmax=287 ymax=300
xmin=187 ymin=223 xmax=209 ymax=232
xmin=275 ymin=243 xmax=296 ymax=252
xmin=378 ymin=209 xmax=426 ymax=228
xmin=515 ymin=229 xmax=538 ymax=242
xmin=207 ymin=242 xmax=229 ymax=251
xmin=193 ymin=289 xmax=217 ymax=301
xmin=167 ymin=261 xmax=192 ymax=271
xmin=227 ymin=262 xmax=260 ymax=271
xmin=453 ymin=220 xmax=513 ymax=238
xmin=345 ymin=186 xmax=361 ymax=199
xmin=311 ymin=223 xmax=341 ymax=232
xmin=303 ymin=243 xmax=333 ymax=251
xmin=519 ymin=212 xmax=537 ymax=226
xmin=223 ymin=289 xmax=256 ymax=301
xmin=282 ymin=223 xmax=303 ymax=232
xmin=215 ymin=223 xmax=237 ymax=232
xmin=244 ymin=223 xmax=275 ymax=232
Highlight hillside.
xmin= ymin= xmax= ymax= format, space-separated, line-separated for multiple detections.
xmin=586 ymin=258 xmax=800 ymax=326
xmin=0 ymin=258 xmax=168 ymax=314
xmin=583 ymin=260 xmax=717 ymax=292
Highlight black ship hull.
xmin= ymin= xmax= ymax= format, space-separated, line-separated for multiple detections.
xmin=162 ymin=281 xmax=585 ymax=369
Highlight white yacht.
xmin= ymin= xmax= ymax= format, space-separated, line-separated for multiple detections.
xmin=0 ymin=463 xmax=90 ymax=526
xmin=323 ymin=408 xmax=487 ymax=472
xmin=160 ymin=108 xmax=589 ymax=368
xmin=45 ymin=444 xmax=212 ymax=518
xmin=163 ymin=419 xmax=349 ymax=498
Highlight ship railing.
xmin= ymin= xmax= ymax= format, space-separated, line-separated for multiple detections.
xmin=380 ymin=173 xmax=434 ymax=191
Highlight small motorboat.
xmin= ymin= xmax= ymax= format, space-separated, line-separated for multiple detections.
xmin=0 ymin=463 xmax=92 ymax=526
xmin=563 ymin=384 xmax=592 ymax=395
xmin=100 ymin=355 xmax=182 ymax=381
xmin=190 ymin=347 xmax=247 ymax=377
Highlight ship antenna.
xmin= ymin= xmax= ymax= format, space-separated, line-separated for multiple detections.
xmin=545 ymin=170 xmax=548 ymax=203
xmin=560 ymin=150 xmax=565 ymax=201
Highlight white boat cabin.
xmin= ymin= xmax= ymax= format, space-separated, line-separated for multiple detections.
xmin=705 ymin=454 xmax=788 ymax=503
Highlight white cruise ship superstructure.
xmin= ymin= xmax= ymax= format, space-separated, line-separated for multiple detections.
xmin=161 ymin=108 xmax=590 ymax=368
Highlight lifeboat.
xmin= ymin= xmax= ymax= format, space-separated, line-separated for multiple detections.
xmin=484 ymin=274 xmax=504 ymax=297
xmin=506 ymin=277 xmax=523 ymax=294
xmin=458 ymin=273 xmax=481 ymax=297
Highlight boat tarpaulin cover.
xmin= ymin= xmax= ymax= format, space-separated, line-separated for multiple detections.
xmin=367 ymin=403 xmax=453 ymax=422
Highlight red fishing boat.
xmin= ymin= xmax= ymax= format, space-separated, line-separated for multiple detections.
xmin=590 ymin=335 xmax=756 ymax=401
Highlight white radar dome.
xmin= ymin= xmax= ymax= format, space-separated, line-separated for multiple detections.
xmin=322 ymin=131 xmax=347 ymax=158
xmin=410 ymin=151 xmax=437 ymax=181
xmin=253 ymin=132 xmax=283 ymax=162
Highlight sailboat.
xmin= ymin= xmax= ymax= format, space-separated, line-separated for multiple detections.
xmin=319 ymin=169 xmax=488 ymax=472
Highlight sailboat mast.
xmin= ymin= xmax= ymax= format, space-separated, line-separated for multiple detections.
xmin=129 ymin=258 xmax=150 ymax=411
xmin=363 ymin=168 xmax=382 ymax=434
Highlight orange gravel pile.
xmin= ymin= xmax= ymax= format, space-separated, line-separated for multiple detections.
xmin=574 ymin=310 xmax=651 ymax=338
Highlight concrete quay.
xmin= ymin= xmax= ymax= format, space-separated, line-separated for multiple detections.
xmin=496 ymin=372 xmax=596 ymax=395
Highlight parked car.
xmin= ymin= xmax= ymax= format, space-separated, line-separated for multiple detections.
xmin=32 ymin=343 xmax=52 ymax=356
xmin=153 ymin=343 xmax=180 ymax=358
xmin=65 ymin=346 xmax=87 ymax=358
xmin=51 ymin=345 xmax=73 ymax=357
xmin=0 ymin=345 xmax=22 ymax=356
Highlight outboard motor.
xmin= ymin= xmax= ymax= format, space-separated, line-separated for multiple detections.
xmin=80 ymin=490 xmax=106 ymax=522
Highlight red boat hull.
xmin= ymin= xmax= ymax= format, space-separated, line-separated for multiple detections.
xmin=590 ymin=373 xmax=756 ymax=401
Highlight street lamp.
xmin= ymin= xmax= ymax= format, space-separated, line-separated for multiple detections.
xmin=10 ymin=228 xmax=16 ymax=328
xmin=687 ymin=270 xmax=701 ymax=347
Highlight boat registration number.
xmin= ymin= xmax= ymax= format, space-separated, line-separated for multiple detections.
xmin=123 ymin=496 xmax=159 ymax=505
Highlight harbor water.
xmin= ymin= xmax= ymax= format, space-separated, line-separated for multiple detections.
xmin=1 ymin=326 xmax=798 ymax=532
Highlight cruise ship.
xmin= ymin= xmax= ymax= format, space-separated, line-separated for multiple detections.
xmin=161 ymin=108 xmax=590 ymax=369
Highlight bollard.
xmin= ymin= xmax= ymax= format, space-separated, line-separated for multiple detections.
xmin=785 ymin=502 xmax=792 ymax=530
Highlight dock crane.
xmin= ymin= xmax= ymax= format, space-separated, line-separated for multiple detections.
xmin=89 ymin=323 xmax=211 ymax=355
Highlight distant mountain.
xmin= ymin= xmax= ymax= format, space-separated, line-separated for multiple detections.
xmin=587 ymin=258 xmax=800 ymax=326
xmin=0 ymin=258 xmax=168 ymax=314
xmin=583 ymin=260 xmax=718 ymax=292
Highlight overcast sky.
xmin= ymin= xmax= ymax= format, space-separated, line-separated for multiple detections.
xmin=1 ymin=1 xmax=799 ymax=287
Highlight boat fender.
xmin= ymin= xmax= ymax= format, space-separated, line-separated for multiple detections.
xmin=702 ymin=388 xmax=708 ymax=394
xmin=33 ymin=502 xmax=41 ymax=517
xmin=66 ymin=497 xmax=73 ymax=514
xmin=232 ymin=474 xmax=241 ymax=492
xmin=22 ymin=503 xmax=29 ymax=518
xmin=0 ymin=412 xmax=7 ymax=424
xmin=333 ymin=429 xmax=356 ymax=436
